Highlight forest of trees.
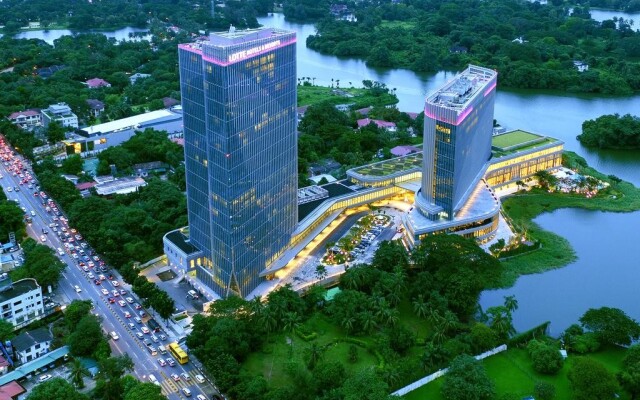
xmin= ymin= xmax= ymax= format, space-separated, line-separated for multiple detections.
xmin=578 ymin=113 xmax=640 ymax=149
xmin=304 ymin=0 xmax=640 ymax=94
xmin=0 ymin=0 xmax=270 ymax=33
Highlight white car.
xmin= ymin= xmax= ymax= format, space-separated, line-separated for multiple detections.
xmin=111 ymin=281 xmax=120 ymax=287
xmin=109 ymin=331 xmax=119 ymax=340
xmin=141 ymin=326 xmax=150 ymax=334
xmin=37 ymin=374 xmax=52 ymax=383
xmin=87 ymin=273 xmax=94 ymax=279
xmin=196 ymin=395 xmax=207 ymax=400
xmin=101 ymin=289 xmax=109 ymax=296
xmin=118 ymin=300 xmax=126 ymax=307
xmin=57 ymin=248 xmax=65 ymax=256
xmin=74 ymin=285 xmax=82 ymax=293
xmin=125 ymin=297 xmax=134 ymax=304
xmin=40 ymin=235 xmax=46 ymax=242
xmin=158 ymin=358 xmax=167 ymax=367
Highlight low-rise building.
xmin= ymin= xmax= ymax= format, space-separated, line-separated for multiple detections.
xmin=0 ymin=276 xmax=44 ymax=329
xmin=0 ymin=380 xmax=25 ymax=400
xmin=95 ymin=177 xmax=147 ymax=196
xmin=12 ymin=328 xmax=52 ymax=364
xmin=7 ymin=110 xmax=41 ymax=130
xmin=573 ymin=60 xmax=589 ymax=72
xmin=357 ymin=118 xmax=397 ymax=132
xmin=86 ymin=99 xmax=105 ymax=118
xmin=129 ymin=73 xmax=151 ymax=85
xmin=85 ymin=78 xmax=111 ymax=89
xmin=41 ymin=103 xmax=78 ymax=129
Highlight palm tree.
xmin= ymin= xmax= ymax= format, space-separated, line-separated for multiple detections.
xmin=413 ymin=295 xmax=429 ymax=319
xmin=260 ymin=308 xmax=278 ymax=334
xmin=70 ymin=359 xmax=90 ymax=389
xmin=304 ymin=342 xmax=327 ymax=370
xmin=360 ymin=311 xmax=376 ymax=333
xmin=315 ymin=265 xmax=328 ymax=281
xmin=503 ymin=295 xmax=519 ymax=314
xmin=282 ymin=311 xmax=301 ymax=334
xmin=341 ymin=316 xmax=356 ymax=334
xmin=247 ymin=295 xmax=264 ymax=319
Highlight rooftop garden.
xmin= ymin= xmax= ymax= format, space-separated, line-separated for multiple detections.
xmin=350 ymin=153 xmax=422 ymax=177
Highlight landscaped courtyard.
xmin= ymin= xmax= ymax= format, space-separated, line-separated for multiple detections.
xmin=403 ymin=346 xmax=629 ymax=400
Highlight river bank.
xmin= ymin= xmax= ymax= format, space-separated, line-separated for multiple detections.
xmin=495 ymin=151 xmax=640 ymax=288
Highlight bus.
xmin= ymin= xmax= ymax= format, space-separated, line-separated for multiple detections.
xmin=168 ymin=342 xmax=188 ymax=364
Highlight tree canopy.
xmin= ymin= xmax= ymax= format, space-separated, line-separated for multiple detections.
xmin=579 ymin=306 xmax=640 ymax=346
xmin=578 ymin=113 xmax=640 ymax=149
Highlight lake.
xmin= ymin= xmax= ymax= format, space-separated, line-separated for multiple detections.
xmin=6 ymin=26 xmax=150 ymax=44
xmin=480 ymin=208 xmax=640 ymax=336
xmin=258 ymin=13 xmax=640 ymax=187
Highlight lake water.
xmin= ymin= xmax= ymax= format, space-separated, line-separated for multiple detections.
xmin=7 ymin=26 xmax=150 ymax=44
xmin=257 ymin=13 xmax=640 ymax=186
xmin=590 ymin=8 xmax=640 ymax=27
xmin=480 ymin=208 xmax=640 ymax=336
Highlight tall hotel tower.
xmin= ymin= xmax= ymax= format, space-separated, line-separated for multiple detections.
xmin=404 ymin=65 xmax=500 ymax=245
xmin=417 ymin=65 xmax=497 ymax=219
xmin=178 ymin=28 xmax=298 ymax=298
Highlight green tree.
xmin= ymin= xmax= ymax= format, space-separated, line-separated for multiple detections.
xmin=580 ymin=307 xmax=640 ymax=346
xmin=569 ymin=357 xmax=618 ymax=400
xmin=45 ymin=121 xmax=66 ymax=144
xmin=0 ymin=319 xmax=14 ymax=341
xmin=70 ymin=359 xmax=90 ymax=389
xmin=618 ymin=344 xmax=640 ymax=400
xmin=68 ymin=315 xmax=103 ymax=357
xmin=341 ymin=367 xmax=392 ymax=400
xmin=486 ymin=305 xmax=515 ymax=341
xmin=441 ymin=355 xmax=495 ymax=400
xmin=470 ymin=323 xmax=499 ymax=353
xmin=534 ymin=381 xmax=556 ymax=400
xmin=64 ymin=300 xmax=93 ymax=329
xmin=61 ymin=155 xmax=84 ymax=175
xmin=0 ymin=200 xmax=26 ymax=240
xmin=527 ymin=340 xmax=564 ymax=375
xmin=123 ymin=381 xmax=166 ymax=400
xmin=312 ymin=361 xmax=346 ymax=396
xmin=26 ymin=378 xmax=89 ymax=400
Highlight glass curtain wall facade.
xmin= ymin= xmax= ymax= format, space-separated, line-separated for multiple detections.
xmin=418 ymin=65 xmax=497 ymax=219
xmin=178 ymin=28 xmax=297 ymax=298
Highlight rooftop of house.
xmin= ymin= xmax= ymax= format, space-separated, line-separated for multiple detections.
xmin=86 ymin=99 xmax=105 ymax=110
xmin=357 ymin=118 xmax=397 ymax=129
xmin=0 ymin=278 xmax=39 ymax=304
xmin=7 ymin=110 xmax=40 ymax=120
xmin=86 ymin=78 xmax=110 ymax=88
xmin=162 ymin=97 xmax=180 ymax=108
xmin=390 ymin=145 xmax=420 ymax=157
xmin=0 ymin=380 xmax=25 ymax=400
xmin=12 ymin=328 xmax=52 ymax=353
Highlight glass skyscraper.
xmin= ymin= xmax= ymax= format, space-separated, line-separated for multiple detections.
xmin=178 ymin=28 xmax=298 ymax=298
xmin=416 ymin=65 xmax=498 ymax=220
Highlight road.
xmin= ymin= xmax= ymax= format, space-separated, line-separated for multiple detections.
xmin=0 ymin=144 xmax=219 ymax=400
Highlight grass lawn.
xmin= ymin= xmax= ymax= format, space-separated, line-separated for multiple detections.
xmin=242 ymin=307 xmax=432 ymax=390
xmin=492 ymin=130 xmax=543 ymax=149
xmin=242 ymin=313 xmax=379 ymax=386
xmin=403 ymin=346 xmax=630 ymax=399
xmin=496 ymin=151 xmax=640 ymax=288
xmin=297 ymin=85 xmax=398 ymax=108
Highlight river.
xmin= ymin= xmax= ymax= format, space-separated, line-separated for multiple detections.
xmin=480 ymin=208 xmax=640 ymax=336
xmin=258 ymin=13 xmax=640 ymax=187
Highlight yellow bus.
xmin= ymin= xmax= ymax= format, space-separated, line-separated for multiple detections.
xmin=168 ymin=342 xmax=188 ymax=364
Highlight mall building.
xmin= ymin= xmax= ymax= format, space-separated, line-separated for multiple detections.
xmin=164 ymin=58 xmax=563 ymax=299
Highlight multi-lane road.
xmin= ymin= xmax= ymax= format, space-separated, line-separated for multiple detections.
xmin=0 ymin=142 xmax=219 ymax=400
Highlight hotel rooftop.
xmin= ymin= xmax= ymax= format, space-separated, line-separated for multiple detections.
xmin=426 ymin=65 xmax=497 ymax=113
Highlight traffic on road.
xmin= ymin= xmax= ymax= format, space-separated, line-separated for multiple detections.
xmin=0 ymin=136 xmax=221 ymax=400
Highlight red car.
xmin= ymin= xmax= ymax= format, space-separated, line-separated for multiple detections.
xmin=108 ymin=297 xmax=116 ymax=303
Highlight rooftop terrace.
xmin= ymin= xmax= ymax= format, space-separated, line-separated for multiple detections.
xmin=426 ymin=65 xmax=497 ymax=113
xmin=491 ymin=130 xmax=561 ymax=157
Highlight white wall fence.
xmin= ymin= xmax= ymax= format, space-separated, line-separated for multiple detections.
xmin=391 ymin=344 xmax=508 ymax=397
